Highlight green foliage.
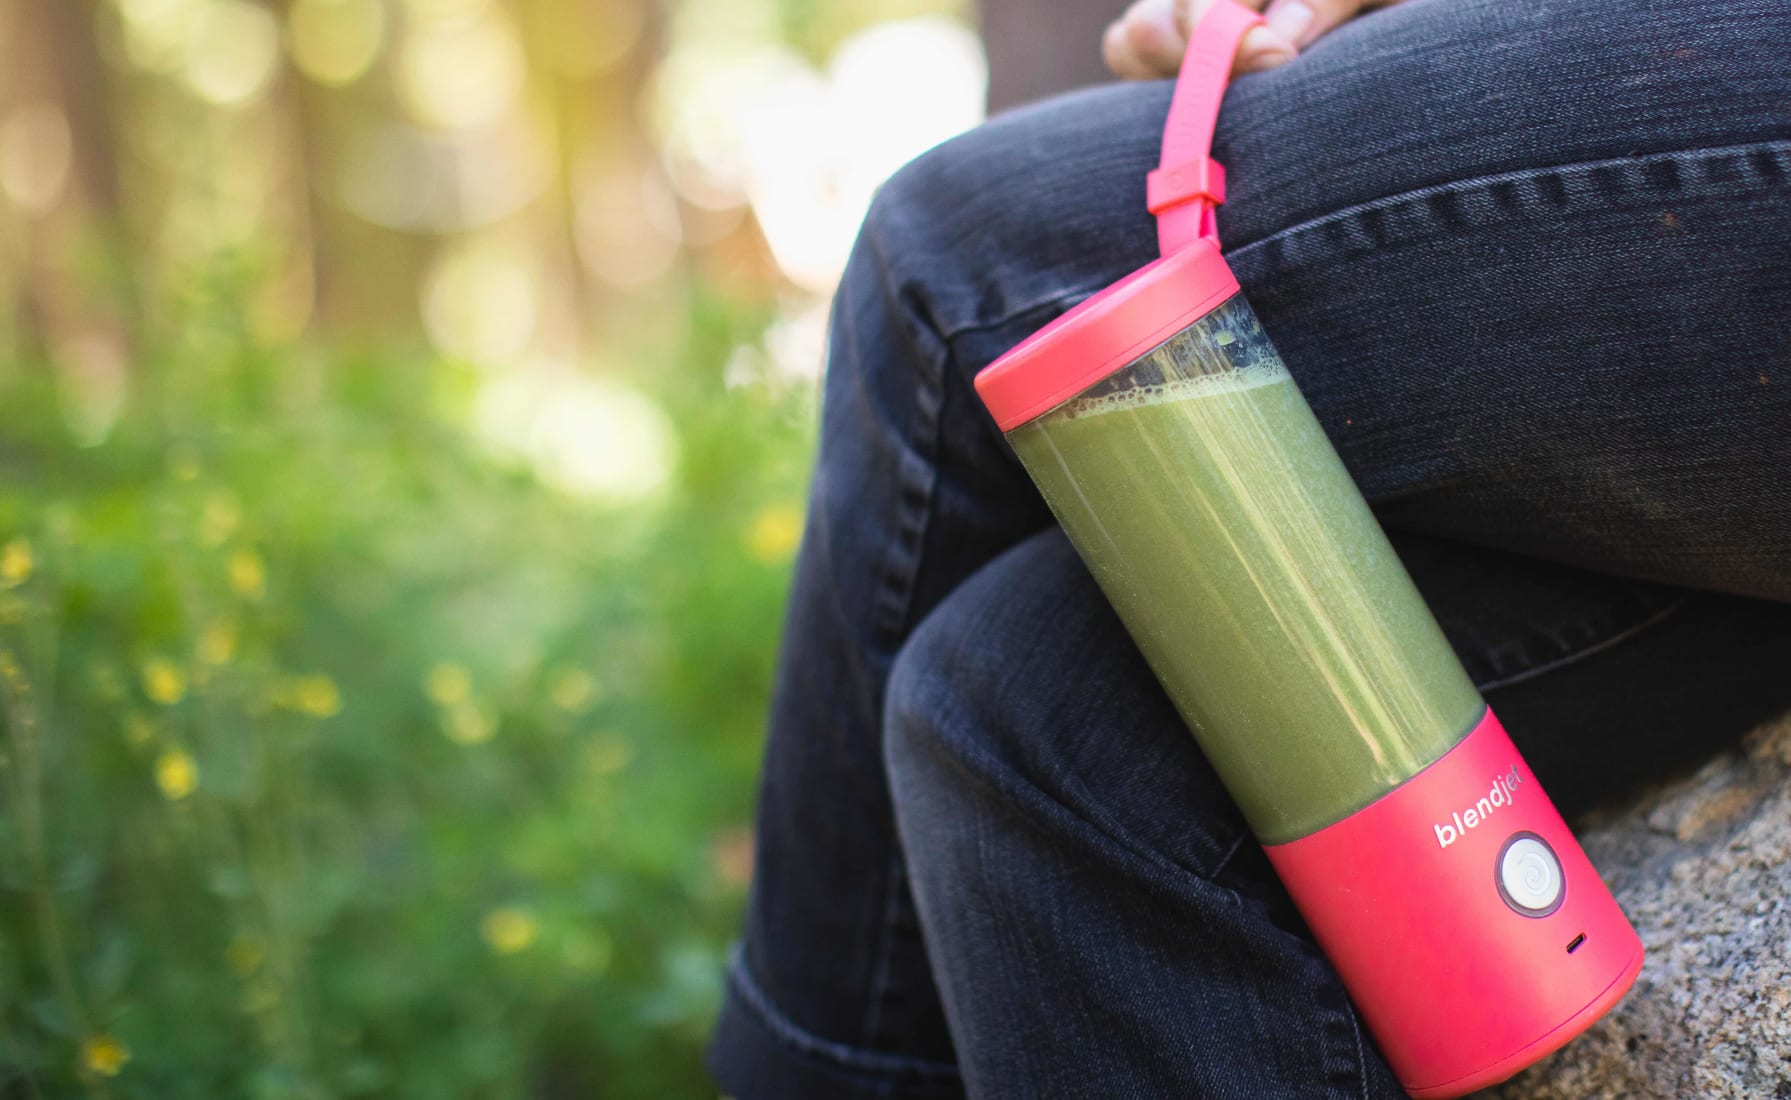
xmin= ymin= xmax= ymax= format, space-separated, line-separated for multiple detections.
xmin=0 ymin=285 xmax=814 ymax=1097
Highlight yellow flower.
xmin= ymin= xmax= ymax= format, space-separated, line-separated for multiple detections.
xmin=199 ymin=492 xmax=242 ymax=548
xmin=480 ymin=907 xmax=538 ymax=955
xmin=140 ymin=658 xmax=187 ymax=706
xmin=198 ymin=620 xmax=239 ymax=665
xmin=81 ymin=1033 xmax=130 ymax=1077
xmin=154 ymin=749 xmax=199 ymax=800
xmin=744 ymin=504 xmax=803 ymax=565
xmin=276 ymin=674 xmax=342 ymax=718
xmin=228 ymin=549 xmax=266 ymax=599
xmin=548 ymin=668 xmax=597 ymax=713
xmin=226 ymin=937 xmax=265 ymax=977
xmin=442 ymin=702 xmax=495 ymax=745
xmin=425 ymin=662 xmax=471 ymax=707
xmin=0 ymin=539 xmax=32 ymax=588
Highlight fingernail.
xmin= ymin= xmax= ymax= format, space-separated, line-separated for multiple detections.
xmin=1264 ymin=0 xmax=1315 ymax=46
xmin=1240 ymin=43 xmax=1296 ymax=73
xmin=1238 ymin=24 xmax=1298 ymax=73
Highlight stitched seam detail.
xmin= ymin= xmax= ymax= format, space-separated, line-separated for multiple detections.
xmin=859 ymin=855 xmax=907 ymax=1044
xmin=1350 ymin=1002 xmax=1371 ymax=1100
xmin=724 ymin=947 xmax=963 ymax=1079
xmin=1477 ymin=592 xmax=1698 ymax=692
xmin=1226 ymin=138 xmax=1791 ymax=268
xmin=867 ymin=400 xmax=945 ymax=650
xmin=1207 ymin=832 xmax=1249 ymax=884
xmin=932 ymin=137 xmax=1791 ymax=344
xmin=921 ymin=708 xmax=1257 ymax=906
xmin=995 ymin=612 xmax=1251 ymax=884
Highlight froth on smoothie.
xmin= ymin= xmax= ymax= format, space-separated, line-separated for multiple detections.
xmin=1049 ymin=362 xmax=1292 ymax=422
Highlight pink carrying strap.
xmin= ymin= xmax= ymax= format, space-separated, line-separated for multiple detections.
xmin=1149 ymin=0 xmax=1264 ymax=256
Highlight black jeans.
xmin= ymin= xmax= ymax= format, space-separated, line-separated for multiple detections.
xmin=709 ymin=0 xmax=1791 ymax=1095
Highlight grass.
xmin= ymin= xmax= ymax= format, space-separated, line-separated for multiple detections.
xmin=0 ymin=283 xmax=816 ymax=1098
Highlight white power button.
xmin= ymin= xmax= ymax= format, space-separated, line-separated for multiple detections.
xmin=1497 ymin=833 xmax=1564 ymax=917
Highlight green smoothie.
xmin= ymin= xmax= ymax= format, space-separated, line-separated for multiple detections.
xmin=1010 ymin=339 xmax=1483 ymax=845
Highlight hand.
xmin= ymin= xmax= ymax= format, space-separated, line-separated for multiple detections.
xmin=1102 ymin=0 xmax=1409 ymax=79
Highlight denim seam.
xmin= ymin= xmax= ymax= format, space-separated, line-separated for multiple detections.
xmin=1349 ymin=1001 xmax=1371 ymax=1100
xmin=867 ymin=252 xmax=950 ymax=653
xmin=1206 ymin=832 xmax=1249 ymax=884
xmin=940 ymin=713 xmax=1257 ymax=909
xmin=869 ymin=414 xmax=944 ymax=649
xmin=937 ymin=287 xmax=1109 ymax=348
xmin=1477 ymin=591 xmax=1698 ymax=693
xmin=1026 ymin=618 xmax=1253 ymax=884
xmin=1225 ymin=138 xmax=1791 ymax=273
xmin=724 ymin=946 xmax=963 ymax=1079
xmin=859 ymin=854 xmax=907 ymax=1045
xmin=931 ymin=730 xmax=1376 ymax=1095
xmin=930 ymin=137 xmax=1791 ymax=345
xmin=861 ymin=227 xmax=955 ymax=1064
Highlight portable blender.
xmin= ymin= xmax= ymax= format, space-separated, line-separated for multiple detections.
xmin=972 ymin=3 xmax=1643 ymax=1095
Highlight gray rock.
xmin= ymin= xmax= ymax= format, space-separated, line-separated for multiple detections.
xmin=1488 ymin=715 xmax=1791 ymax=1099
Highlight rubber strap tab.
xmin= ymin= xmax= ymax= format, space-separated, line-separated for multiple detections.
xmin=1153 ymin=0 xmax=1263 ymax=255
xmin=1146 ymin=158 xmax=1226 ymax=215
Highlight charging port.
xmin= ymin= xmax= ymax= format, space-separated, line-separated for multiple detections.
xmin=1566 ymin=933 xmax=1587 ymax=954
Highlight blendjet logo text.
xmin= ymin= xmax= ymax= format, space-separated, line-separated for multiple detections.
xmin=1434 ymin=767 xmax=1523 ymax=848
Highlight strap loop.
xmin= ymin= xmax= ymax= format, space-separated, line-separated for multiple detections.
xmin=1146 ymin=158 xmax=1226 ymax=215
xmin=1153 ymin=0 xmax=1263 ymax=255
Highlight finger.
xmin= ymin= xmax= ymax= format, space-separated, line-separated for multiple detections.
xmin=1112 ymin=0 xmax=1189 ymax=79
xmin=1103 ymin=17 xmax=1167 ymax=80
xmin=1174 ymin=0 xmax=1272 ymax=38
xmin=1262 ymin=0 xmax=1369 ymax=50
xmin=1177 ymin=0 xmax=1298 ymax=76
xmin=1235 ymin=23 xmax=1299 ymax=73
xmin=1129 ymin=0 xmax=1195 ymax=76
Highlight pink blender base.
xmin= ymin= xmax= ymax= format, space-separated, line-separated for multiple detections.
xmin=1264 ymin=711 xmax=1643 ymax=1098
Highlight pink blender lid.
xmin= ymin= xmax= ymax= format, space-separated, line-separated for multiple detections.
xmin=973 ymin=238 xmax=1240 ymax=432
xmin=974 ymin=0 xmax=1264 ymax=433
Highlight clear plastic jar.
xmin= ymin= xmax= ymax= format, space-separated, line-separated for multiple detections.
xmin=990 ymin=282 xmax=1482 ymax=844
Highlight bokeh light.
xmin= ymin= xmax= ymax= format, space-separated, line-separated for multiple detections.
xmin=396 ymin=3 xmax=526 ymax=130
xmin=115 ymin=0 xmax=208 ymax=74
xmin=1 ymin=0 xmax=985 ymax=1092
xmin=181 ymin=0 xmax=282 ymax=107
xmin=288 ymin=0 xmax=389 ymax=86
xmin=54 ymin=333 xmax=130 ymax=447
xmin=336 ymin=117 xmax=552 ymax=232
xmin=0 ymin=103 xmax=72 ymax=214
xmin=574 ymin=161 xmax=684 ymax=289
xmin=761 ymin=298 xmax=832 ymax=384
xmin=475 ymin=369 xmax=678 ymax=503
xmin=539 ymin=0 xmax=644 ymax=78
xmin=651 ymin=16 xmax=986 ymax=293
xmin=421 ymin=237 xmax=540 ymax=363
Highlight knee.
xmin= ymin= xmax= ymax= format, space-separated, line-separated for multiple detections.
xmin=883 ymin=531 xmax=1094 ymax=807
xmin=881 ymin=549 xmax=1015 ymax=804
xmin=883 ymin=531 xmax=1249 ymax=879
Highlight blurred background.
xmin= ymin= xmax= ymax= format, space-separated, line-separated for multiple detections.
xmin=0 ymin=0 xmax=1118 ymax=1095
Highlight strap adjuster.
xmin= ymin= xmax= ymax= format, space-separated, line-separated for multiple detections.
xmin=1146 ymin=157 xmax=1227 ymax=216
